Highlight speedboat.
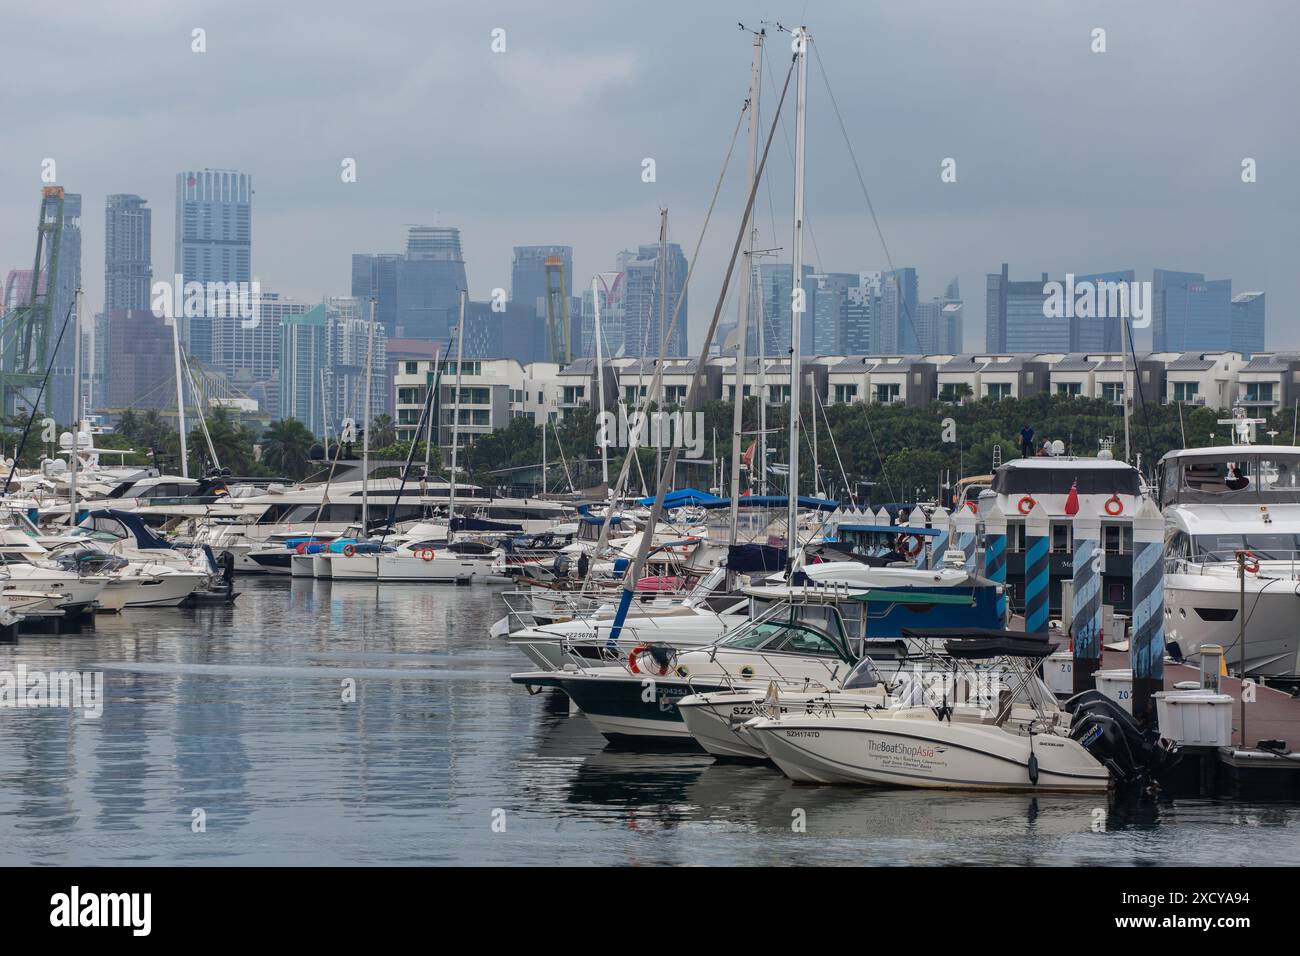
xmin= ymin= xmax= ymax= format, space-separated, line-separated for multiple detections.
xmin=744 ymin=631 xmax=1111 ymax=792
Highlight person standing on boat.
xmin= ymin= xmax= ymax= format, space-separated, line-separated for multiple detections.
xmin=1019 ymin=425 xmax=1035 ymax=458
xmin=576 ymin=551 xmax=590 ymax=580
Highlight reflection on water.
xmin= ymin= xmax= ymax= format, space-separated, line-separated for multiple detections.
xmin=0 ymin=578 xmax=1296 ymax=865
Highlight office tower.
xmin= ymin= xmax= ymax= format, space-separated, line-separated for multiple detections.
xmin=1231 ymin=292 xmax=1266 ymax=356
xmin=350 ymin=253 xmax=401 ymax=335
xmin=1152 ymin=269 xmax=1233 ymax=352
xmin=842 ymin=272 xmax=881 ymax=354
xmin=325 ymin=297 xmax=387 ymax=436
xmin=756 ymin=263 xmax=815 ymax=356
xmin=986 ymin=263 xmax=1069 ymax=353
xmin=395 ymin=225 xmax=467 ymax=341
xmin=877 ymin=267 xmax=919 ymax=353
xmin=622 ymin=242 xmax=688 ymax=357
xmin=580 ymin=272 xmax=626 ymax=360
xmin=915 ymin=277 xmax=964 ymax=354
xmin=106 ymin=309 xmax=174 ymax=411
xmin=105 ymin=194 xmax=152 ymax=312
xmin=279 ymin=305 xmax=328 ymax=436
xmin=810 ymin=273 xmax=859 ymax=354
xmin=174 ymin=169 xmax=253 ymax=364
xmin=48 ymin=192 xmax=82 ymax=424
xmin=211 ymin=290 xmax=308 ymax=417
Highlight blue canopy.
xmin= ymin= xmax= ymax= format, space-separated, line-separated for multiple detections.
xmin=636 ymin=487 xmax=725 ymax=508
xmin=699 ymin=494 xmax=840 ymax=512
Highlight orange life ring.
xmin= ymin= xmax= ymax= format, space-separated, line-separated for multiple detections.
xmin=1017 ymin=496 xmax=1035 ymax=515
xmin=342 ymin=544 xmax=356 ymax=557
xmin=1239 ymin=550 xmax=1260 ymax=574
xmin=965 ymin=501 xmax=977 ymax=515
xmin=899 ymin=534 xmax=924 ymax=558
xmin=627 ymin=643 xmax=670 ymax=676
xmin=420 ymin=548 xmax=436 ymax=562
xmin=1104 ymin=494 xmax=1123 ymax=516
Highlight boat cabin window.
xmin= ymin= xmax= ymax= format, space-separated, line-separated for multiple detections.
xmin=1192 ymin=533 xmax=1300 ymax=561
xmin=78 ymin=516 xmax=130 ymax=540
xmin=1051 ymin=522 xmax=1071 ymax=553
xmin=991 ymin=468 xmax=1139 ymax=497
xmin=724 ymin=620 xmax=841 ymax=657
xmin=1103 ymin=523 xmax=1132 ymax=555
xmin=840 ymin=657 xmax=880 ymax=690
xmin=1178 ymin=457 xmax=1300 ymax=495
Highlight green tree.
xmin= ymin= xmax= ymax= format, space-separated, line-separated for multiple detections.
xmin=370 ymin=413 xmax=396 ymax=449
xmin=187 ymin=406 xmax=255 ymax=475
xmin=260 ymin=418 xmax=317 ymax=479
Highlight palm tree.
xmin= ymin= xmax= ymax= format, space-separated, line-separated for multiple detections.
xmin=116 ymin=408 xmax=141 ymax=444
xmin=370 ymin=413 xmax=396 ymax=450
xmin=188 ymin=406 xmax=252 ymax=475
xmin=261 ymin=418 xmax=316 ymax=479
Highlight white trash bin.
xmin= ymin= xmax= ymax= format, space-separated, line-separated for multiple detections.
xmin=1043 ymin=651 xmax=1075 ymax=696
xmin=1154 ymin=690 xmax=1234 ymax=747
xmin=1094 ymin=668 xmax=1134 ymax=714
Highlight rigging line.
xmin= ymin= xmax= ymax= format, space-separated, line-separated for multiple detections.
xmin=1123 ymin=315 xmax=1155 ymax=470
xmin=815 ymin=387 xmax=853 ymax=504
xmin=862 ymin=407 xmax=895 ymax=503
xmin=596 ymin=88 xmax=750 ymax=554
xmin=811 ymin=43 xmax=923 ymax=352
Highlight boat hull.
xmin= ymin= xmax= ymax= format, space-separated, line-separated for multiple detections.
xmin=749 ymin=717 xmax=1109 ymax=793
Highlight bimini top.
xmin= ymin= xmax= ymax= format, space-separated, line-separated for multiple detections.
xmin=636 ymin=487 xmax=725 ymax=508
xmin=902 ymin=627 xmax=1057 ymax=659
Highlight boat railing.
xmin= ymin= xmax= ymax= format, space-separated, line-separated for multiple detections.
xmin=1167 ymin=553 xmax=1300 ymax=580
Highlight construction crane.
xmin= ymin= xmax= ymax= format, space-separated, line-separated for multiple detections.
xmin=544 ymin=255 xmax=571 ymax=365
xmin=0 ymin=186 xmax=66 ymax=417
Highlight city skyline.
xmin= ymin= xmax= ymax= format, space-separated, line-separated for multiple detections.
xmin=0 ymin=1 xmax=1290 ymax=364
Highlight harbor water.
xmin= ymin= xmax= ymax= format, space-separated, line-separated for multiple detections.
xmin=1 ymin=578 xmax=1297 ymax=866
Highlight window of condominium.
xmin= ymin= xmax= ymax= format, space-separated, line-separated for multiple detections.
xmin=834 ymin=384 xmax=858 ymax=404
xmin=986 ymin=383 xmax=1011 ymax=401
xmin=1056 ymin=382 xmax=1082 ymax=397
xmin=1172 ymin=381 xmax=1199 ymax=402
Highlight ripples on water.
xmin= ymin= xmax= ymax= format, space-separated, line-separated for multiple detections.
xmin=0 ymin=578 xmax=1296 ymax=865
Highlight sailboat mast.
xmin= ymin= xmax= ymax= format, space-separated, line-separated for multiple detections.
xmin=656 ymin=208 xmax=668 ymax=489
xmin=69 ymin=286 xmax=82 ymax=523
xmin=361 ymin=298 xmax=377 ymax=533
xmin=447 ymin=291 xmax=467 ymax=542
xmin=786 ymin=25 xmax=809 ymax=570
xmin=171 ymin=307 xmax=188 ymax=478
xmin=729 ymin=28 xmax=764 ymax=546
xmin=592 ymin=277 xmax=609 ymax=487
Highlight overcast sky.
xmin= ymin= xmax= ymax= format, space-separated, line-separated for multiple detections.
xmin=1 ymin=0 xmax=1295 ymax=353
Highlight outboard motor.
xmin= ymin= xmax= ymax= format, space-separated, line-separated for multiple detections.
xmin=1065 ymin=690 xmax=1179 ymax=789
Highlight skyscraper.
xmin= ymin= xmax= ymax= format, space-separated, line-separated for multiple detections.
xmin=1231 ymin=292 xmax=1266 ymax=356
xmin=1152 ymin=269 xmax=1233 ymax=352
xmin=756 ymin=263 xmax=815 ymax=356
xmin=879 ymin=267 xmax=920 ymax=353
xmin=350 ymin=253 xmax=401 ymax=335
xmin=325 ymin=297 xmax=388 ymax=436
xmin=985 ymin=263 xmax=1069 ymax=353
xmin=280 ymin=304 xmax=328 ymax=436
xmin=511 ymin=245 xmax=576 ymax=361
xmin=810 ymin=272 xmax=859 ymax=354
xmin=395 ymin=225 xmax=467 ymax=341
xmin=175 ymin=169 xmax=252 ymax=364
xmin=916 ymin=278 xmax=964 ymax=353
xmin=105 ymin=194 xmax=152 ymax=312
xmin=622 ymin=242 xmax=688 ymax=357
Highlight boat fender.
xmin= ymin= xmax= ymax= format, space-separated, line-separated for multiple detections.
xmin=1027 ymin=736 xmax=1040 ymax=785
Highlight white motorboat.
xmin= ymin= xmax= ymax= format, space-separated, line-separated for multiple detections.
xmin=1159 ymin=436 xmax=1300 ymax=677
xmin=744 ymin=635 xmax=1111 ymax=792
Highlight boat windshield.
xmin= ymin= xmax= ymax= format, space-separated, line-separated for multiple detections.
xmin=722 ymin=620 xmax=843 ymax=657
xmin=1193 ymin=533 xmax=1300 ymax=561
xmin=840 ymin=657 xmax=880 ymax=689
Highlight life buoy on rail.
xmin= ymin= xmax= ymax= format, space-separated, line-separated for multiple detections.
xmin=898 ymin=534 xmax=924 ymax=558
xmin=1238 ymin=550 xmax=1260 ymax=574
xmin=420 ymin=548 xmax=436 ymax=562
xmin=965 ymin=501 xmax=978 ymax=515
xmin=627 ymin=643 xmax=670 ymax=676
xmin=342 ymin=544 xmax=356 ymax=558
xmin=1104 ymin=494 xmax=1124 ymax=516
xmin=1017 ymin=496 xmax=1035 ymax=515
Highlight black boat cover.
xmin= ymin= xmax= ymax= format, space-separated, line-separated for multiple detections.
xmin=900 ymin=628 xmax=1058 ymax=659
